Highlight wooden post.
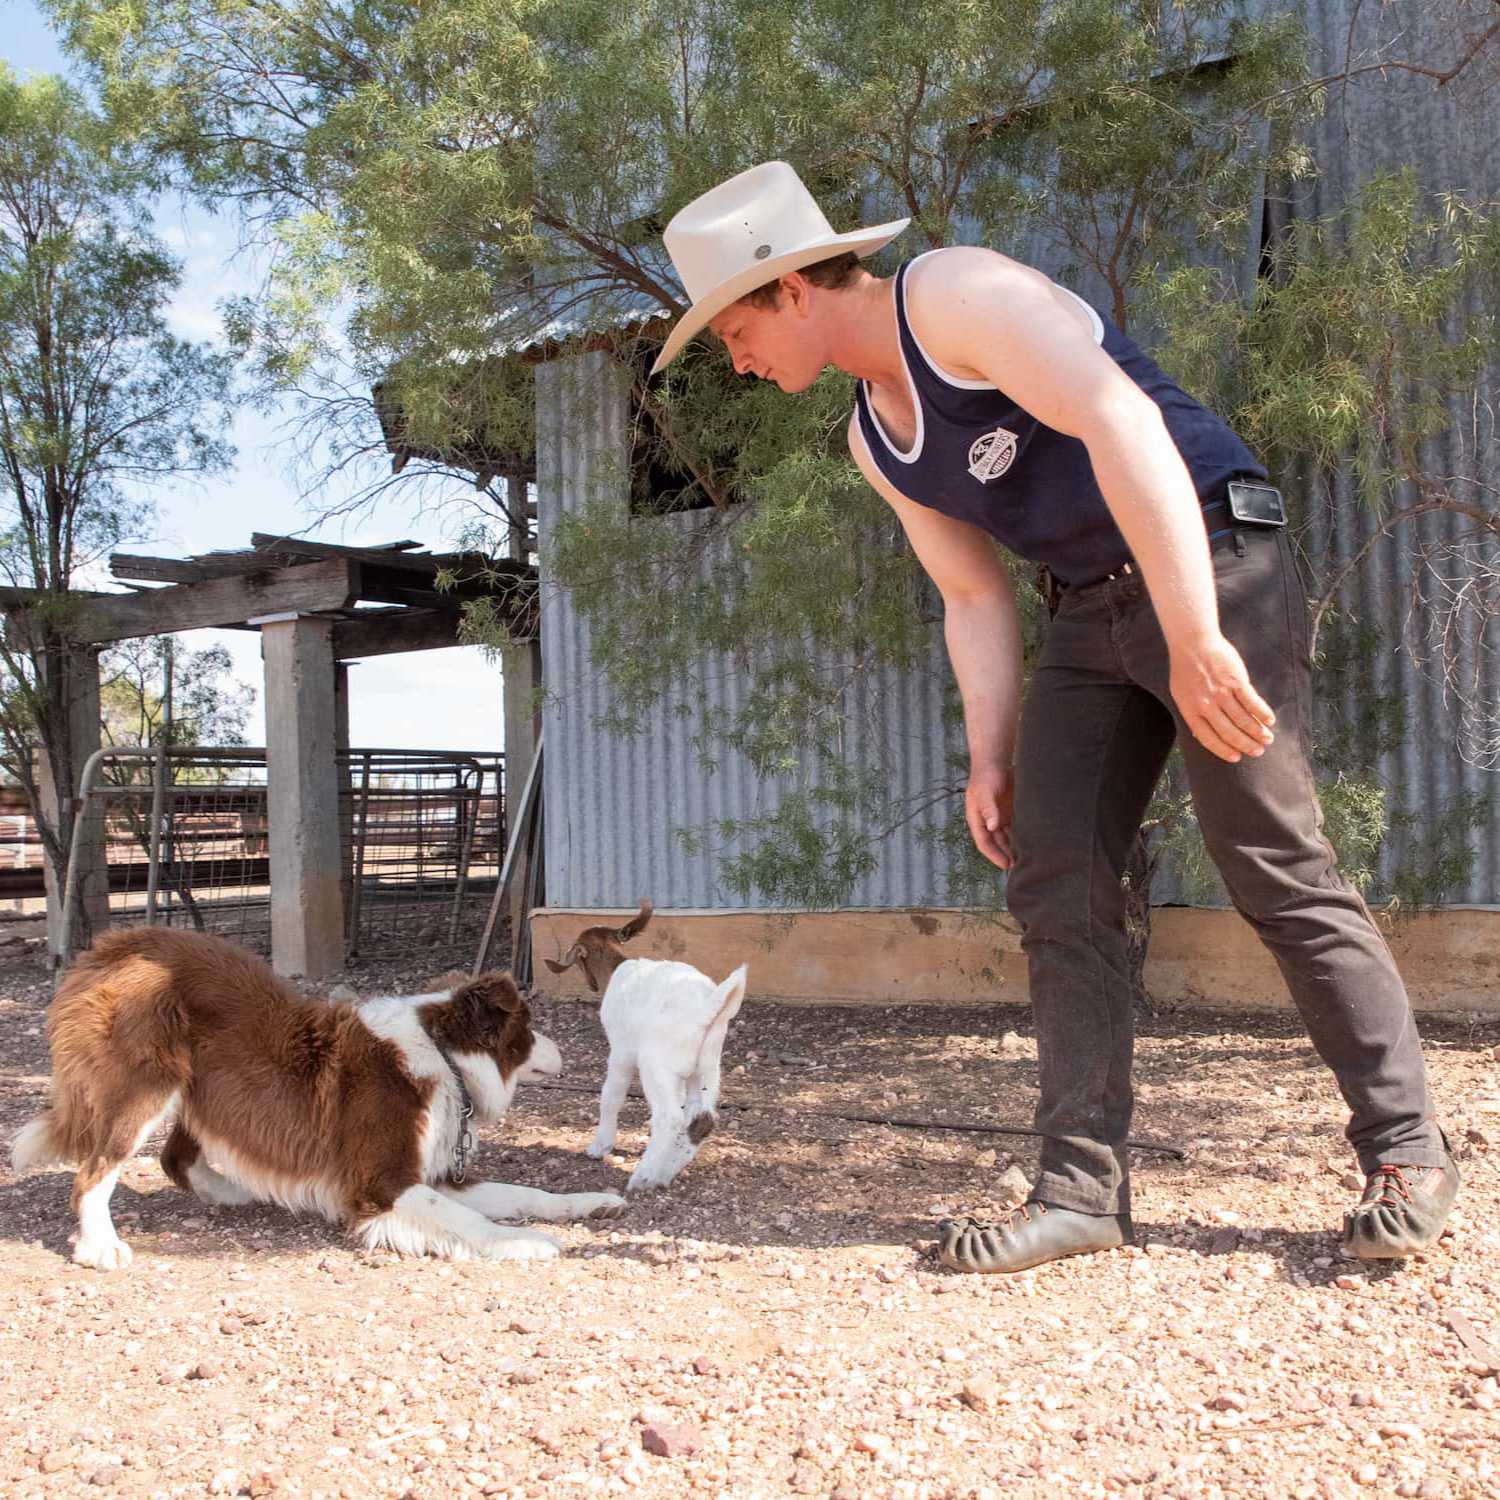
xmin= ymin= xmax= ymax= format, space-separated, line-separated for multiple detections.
xmin=254 ymin=612 xmax=345 ymax=977
xmin=40 ymin=644 xmax=107 ymax=966
xmin=502 ymin=469 xmax=540 ymax=937
xmin=334 ymin=661 xmax=356 ymax=944
xmin=501 ymin=635 xmax=541 ymax=935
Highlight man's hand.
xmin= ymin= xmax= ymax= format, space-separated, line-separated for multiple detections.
xmin=966 ymin=762 xmax=1015 ymax=869
xmin=1170 ymin=635 xmax=1276 ymax=763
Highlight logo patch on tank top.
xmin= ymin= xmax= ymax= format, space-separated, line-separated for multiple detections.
xmin=967 ymin=427 xmax=1019 ymax=482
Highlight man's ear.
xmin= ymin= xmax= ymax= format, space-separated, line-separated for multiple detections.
xmin=781 ymin=269 xmax=812 ymax=315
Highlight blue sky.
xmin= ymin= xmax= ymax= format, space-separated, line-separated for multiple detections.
xmin=4 ymin=2 xmax=505 ymax=751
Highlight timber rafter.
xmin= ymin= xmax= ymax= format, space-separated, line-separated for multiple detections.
xmin=0 ymin=535 xmax=537 ymax=656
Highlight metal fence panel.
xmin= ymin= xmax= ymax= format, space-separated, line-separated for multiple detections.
xmin=59 ymin=746 xmax=506 ymax=962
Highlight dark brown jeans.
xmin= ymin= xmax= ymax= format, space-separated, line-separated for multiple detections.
xmin=1006 ymin=524 xmax=1447 ymax=1216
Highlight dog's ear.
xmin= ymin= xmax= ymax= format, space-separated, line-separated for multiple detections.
xmin=453 ymin=971 xmax=524 ymax=1015
xmin=615 ymin=899 xmax=653 ymax=944
xmin=545 ymin=944 xmax=582 ymax=975
xmin=422 ymin=969 xmax=471 ymax=994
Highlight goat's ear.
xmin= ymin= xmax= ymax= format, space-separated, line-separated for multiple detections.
xmin=616 ymin=898 xmax=654 ymax=943
xmin=545 ymin=943 xmax=583 ymax=975
xmin=453 ymin=970 xmax=524 ymax=1015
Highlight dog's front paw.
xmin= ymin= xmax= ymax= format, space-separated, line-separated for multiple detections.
xmin=482 ymin=1230 xmax=561 ymax=1262
xmin=72 ymin=1234 xmax=133 ymax=1272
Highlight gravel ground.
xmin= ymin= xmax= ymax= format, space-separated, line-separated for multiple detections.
xmin=2 ymin=936 xmax=1498 ymax=1500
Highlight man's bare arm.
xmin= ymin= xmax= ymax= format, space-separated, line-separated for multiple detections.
xmin=849 ymin=415 xmax=1021 ymax=868
xmin=906 ymin=247 xmax=1275 ymax=764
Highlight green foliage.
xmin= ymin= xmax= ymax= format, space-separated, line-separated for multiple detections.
xmin=45 ymin=0 xmax=1313 ymax=478
xmin=679 ymin=769 xmax=886 ymax=909
xmin=1386 ymin=792 xmax=1489 ymax=913
xmin=1311 ymin=616 xmax=1408 ymax=776
xmin=0 ymin=69 xmax=234 ymax=594
xmin=100 ymin=638 xmax=254 ymax=751
xmin=1305 ymin=614 xmax=1483 ymax=908
xmin=1149 ymin=174 xmax=1498 ymax=911
xmin=1309 ymin=772 xmax=1388 ymax=895
xmin=48 ymin=1 xmax=1496 ymax=916
xmin=1149 ymin=169 xmax=1500 ymax=499
xmin=0 ymin=65 xmax=236 ymax=878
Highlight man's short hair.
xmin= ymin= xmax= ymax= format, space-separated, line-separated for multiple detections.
xmin=736 ymin=251 xmax=861 ymax=310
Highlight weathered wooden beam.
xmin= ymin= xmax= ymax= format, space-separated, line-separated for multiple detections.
xmin=250 ymin=534 xmax=493 ymax=576
xmin=57 ymin=558 xmax=361 ymax=643
xmin=251 ymin=533 xmax=423 ymax=556
xmin=110 ymin=555 xmax=213 ymax=583
xmin=3 ymin=556 xmax=535 ymax=645
xmin=331 ymin=608 xmax=465 ymax=659
xmin=333 ymin=581 xmax=536 ymax=656
xmin=360 ymin=558 xmax=531 ymax=602
xmin=111 ymin=551 xmax=293 ymax=583
xmin=0 ymin=584 xmax=113 ymax=609
xmin=353 ymin=581 xmax=458 ymax=611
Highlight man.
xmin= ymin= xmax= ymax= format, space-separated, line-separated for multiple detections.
xmin=651 ymin=160 xmax=1458 ymax=1273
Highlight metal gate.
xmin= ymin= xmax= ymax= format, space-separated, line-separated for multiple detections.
xmin=59 ymin=745 xmax=505 ymax=962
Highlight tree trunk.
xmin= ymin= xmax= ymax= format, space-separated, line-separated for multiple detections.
xmin=32 ymin=639 xmax=107 ymax=969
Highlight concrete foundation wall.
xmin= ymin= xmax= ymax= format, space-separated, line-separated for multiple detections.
xmin=532 ymin=906 xmax=1500 ymax=1016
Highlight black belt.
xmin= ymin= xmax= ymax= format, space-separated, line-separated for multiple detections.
xmin=1065 ymin=477 xmax=1271 ymax=592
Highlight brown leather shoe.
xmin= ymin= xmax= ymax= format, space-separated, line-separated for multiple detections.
xmin=1342 ymin=1156 xmax=1460 ymax=1260
xmin=936 ymin=1201 xmax=1133 ymax=1274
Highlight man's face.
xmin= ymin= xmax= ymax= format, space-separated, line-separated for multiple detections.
xmin=707 ymin=284 xmax=823 ymax=393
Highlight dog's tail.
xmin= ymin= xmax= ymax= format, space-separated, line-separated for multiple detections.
xmin=687 ymin=964 xmax=748 ymax=1142
xmin=11 ymin=1114 xmax=75 ymax=1173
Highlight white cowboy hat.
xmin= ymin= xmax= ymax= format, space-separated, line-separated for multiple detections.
xmin=650 ymin=161 xmax=910 ymax=375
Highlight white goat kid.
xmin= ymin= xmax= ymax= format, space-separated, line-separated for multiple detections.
xmin=587 ymin=959 xmax=747 ymax=1192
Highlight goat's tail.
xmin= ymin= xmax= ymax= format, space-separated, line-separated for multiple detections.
xmin=686 ymin=964 xmax=748 ymax=1145
xmin=616 ymin=899 xmax=654 ymax=944
xmin=694 ymin=963 xmax=748 ymax=1075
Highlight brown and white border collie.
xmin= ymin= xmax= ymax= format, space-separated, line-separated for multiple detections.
xmin=10 ymin=927 xmax=624 ymax=1269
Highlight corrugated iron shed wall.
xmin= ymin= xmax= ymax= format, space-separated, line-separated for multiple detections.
xmin=1277 ymin=0 xmax=1500 ymax=904
xmin=539 ymin=1 xmax=1499 ymax=910
xmin=537 ymin=350 xmax=958 ymax=908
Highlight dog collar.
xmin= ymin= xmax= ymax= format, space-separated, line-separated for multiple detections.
xmin=433 ymin=1044 xmax=476 ymax=1184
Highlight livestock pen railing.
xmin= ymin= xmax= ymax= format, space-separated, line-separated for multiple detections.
xmin=57 ymin=746 xmax=505 ymax=962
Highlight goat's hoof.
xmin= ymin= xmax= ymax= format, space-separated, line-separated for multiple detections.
xmin=585 ymin=1142 xmax=611 ymax=1160
xmin=626 ymin=1170 xmax=676 ymax=1194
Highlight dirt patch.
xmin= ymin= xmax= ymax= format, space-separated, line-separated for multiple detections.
xmin=2 ymin=940 xmax=1497 ymax=1500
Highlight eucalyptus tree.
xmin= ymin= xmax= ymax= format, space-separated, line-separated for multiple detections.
xmin=0 ymin=66 xmax=235 ymax=908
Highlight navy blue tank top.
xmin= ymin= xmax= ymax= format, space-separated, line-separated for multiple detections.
xmin=853 ymin=250 xmax=1267 ymax=586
